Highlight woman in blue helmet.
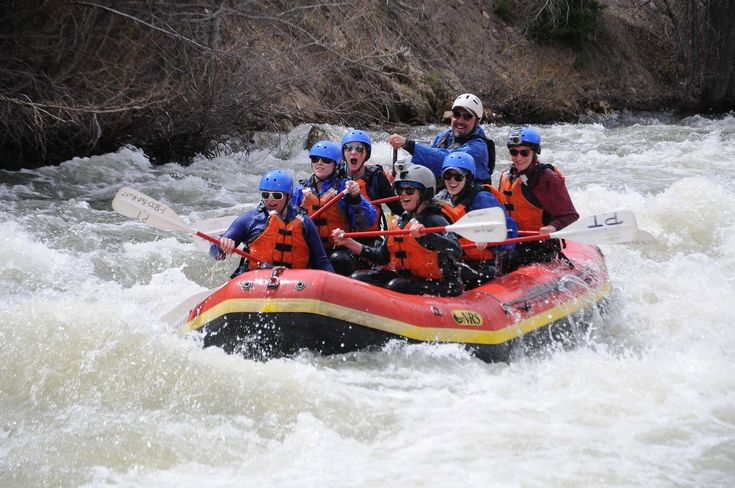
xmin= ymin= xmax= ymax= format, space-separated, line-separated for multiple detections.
xmin=210 ymin=169 xmax=334 ymax=277
xmin=497 ymin=127 xmax=578 ymax=267
xmin=436 ymin=152 xmax=518 ymax=287
xmin=292 ymin=140 xmax=377 ymax=275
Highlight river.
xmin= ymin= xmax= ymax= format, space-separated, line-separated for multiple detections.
xmin=1 ymin=113 xmax=734 ymax=487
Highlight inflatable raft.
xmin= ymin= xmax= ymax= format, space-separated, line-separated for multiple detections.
xmin=183 ymin=240 xmax=610 ymax=362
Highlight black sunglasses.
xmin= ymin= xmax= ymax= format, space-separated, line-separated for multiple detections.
xmin=509 ymin=148 xmax=531 ymax=157
xmin=451 ymin=110 xmax=475 ymax=121
xmin=310 ymin=156 xmax=336 ymax=165
xmin=442 ymin=172 xmax=465 ymax=182
xmin=343 ymin=143 xmax=365 ymax=153
xmin=261 ymin=191 xmax=284 ymax=200
xmin=396 ymin=186 xmax=418 ymax=195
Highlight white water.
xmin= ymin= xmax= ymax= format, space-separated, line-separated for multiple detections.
xmin=1 ymin=114 xmax=734 ymax=487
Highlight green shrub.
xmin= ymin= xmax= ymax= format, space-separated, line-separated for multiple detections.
xmin=527 ymin=0 xmax=606 ymax=46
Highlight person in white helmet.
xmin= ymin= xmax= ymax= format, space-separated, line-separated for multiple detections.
xmin=387 ymin=93 xmax=495 ymax=184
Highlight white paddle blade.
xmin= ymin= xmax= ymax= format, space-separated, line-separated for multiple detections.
xmin=448 ymin=207 xmax=507 ymax=242
xmin=160 ymin=285 xmax=223 ymax=328
xmin=112 ymin=187 xmax=192 ymax=234
xmin=552 ymin=210 xmax=639 ymax=244
xmin=191 ymin=216 xmax=237 ymax=252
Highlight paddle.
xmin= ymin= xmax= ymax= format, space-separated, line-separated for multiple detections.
xmin=160 ymin=285 xmax=224 ymax=327
xmin=517 ymin=223 xmax=655 ymax=243
xmin=309 ymin=188 xmax=348 ymax=220
xmin=342 ymin=207 xmax=508 ymax=243
xmin=111 ymin=187 xmax=259 ymax=261
xmin=483 ymin=210 xmax=640 ymax=246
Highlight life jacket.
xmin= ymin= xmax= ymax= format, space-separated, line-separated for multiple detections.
xmin=354 ymin=165 xmax=385 ymax=232
xmin=246 ymin=212 xmax=310 ymax=270
xmin=436 ymin=131 xmax=495 ymax=183
xmin=300 ymin=187 xmax=350 ymax=246
xmin=497 ymin=163 xmax=565 ymax=231
xmin=387 ymin=210 xmax=443 ymax=280
xmin=440 ymin=184 xmax=503 ymax=262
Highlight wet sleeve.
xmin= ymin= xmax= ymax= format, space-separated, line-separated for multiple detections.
xmin=208 ymin=210 xmax=259 ymax=259
xmin=302 ymin=217 xmax=335 ymax=272
xmin=342 ymin=192 xmax=377 ymax=230
xmin=359 ymin=241 xmax=391 ymax=266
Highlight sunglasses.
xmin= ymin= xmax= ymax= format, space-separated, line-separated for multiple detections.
xmin=261 ymin=191 xmax=284 ymax=200
xmin=396 ymin=186 xmax=418 ymax=196
xmin=442 ymin=172 xmax=465 ymax=182
xmin=310 ymin=156 xmax=336 ymax=165
xmin=509 ymin=148 xmax=531 ymax=157
xmin=343 ymin=143 xmax=365 ymax=154
xmin=451 ymin=110 xmax=475 ymax=121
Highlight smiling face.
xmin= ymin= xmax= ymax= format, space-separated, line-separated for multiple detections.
xmin=310 ymin=157 xmax=336 ymax=181
xmin=343 ymin=142 xmax=368 ymax=177
xmin=260 ymin=190 xmax=289 ymax=214
xmin=450 ymin=108 xmax=478 ymax=138
xmin=442 ymin=170 xmax=467 ymax=197
xmin=509 ymin=146 xmax=535 ymax=173
xmin=396 ymin=184 xmax=421 ymax=213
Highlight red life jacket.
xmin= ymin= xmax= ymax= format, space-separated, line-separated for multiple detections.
xmin=387 ymin=219 xmax=443 ymax=280
xmin=247 ymin=212 xmax=310 ymax=270
xmin=497 ymin=163 xmax=565 ymax=231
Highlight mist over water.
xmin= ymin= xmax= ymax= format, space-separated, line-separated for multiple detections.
xmin=2 ymin=114 xmax=734 ymax=487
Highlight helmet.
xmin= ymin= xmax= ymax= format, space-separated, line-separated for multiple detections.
xmin=441 ymin=152 xmax=476 ymax=178
xmin=452 ymin=93 xmax=483 ymax=120
xmin=394 ymin=164 xmax=436 ymax=200
xmin=259 ymin=169 xmax=293 ymax=195
xmin=341 ymin=129 xmax=372 ymax=161
xmin=309 ymin=140 xmax=342 ymax=164
xmin=507 ymin=127 xmax=541 ymax=154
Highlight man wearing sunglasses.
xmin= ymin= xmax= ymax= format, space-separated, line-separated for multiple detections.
xmin=497 ymin=127 xmax=579 ymax=267
xmin=331 ymin=165 xmax=463 ymax=297
xmin=387 ymin=93 xmax=495 ymax=184
xmin=293 ymin=140 xmax=377 ymax=275
xmin=437 ymin=152 xmax=518 ymax=287
xmin=210 ymin=169 xmax=334 ymax=277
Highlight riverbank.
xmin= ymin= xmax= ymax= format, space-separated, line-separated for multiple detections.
xmin=0 ymin=0 xmax=697 ymax=170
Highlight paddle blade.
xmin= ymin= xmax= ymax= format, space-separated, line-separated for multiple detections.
xmin=112 ymin=187 xmax=192 ymax=234
xmin=161 ymin=285 xmax=223 ymax=328
xmin=551 ymin=210 xmax=638 ymax=244
xmin=447 ymin=207 xmax=507 ymax=242
xmin=192 ymin=216 xmax=237 ymax=252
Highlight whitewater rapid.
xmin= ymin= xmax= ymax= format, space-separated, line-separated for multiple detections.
xmin=1 ymin=114 xmax=734 ymax=487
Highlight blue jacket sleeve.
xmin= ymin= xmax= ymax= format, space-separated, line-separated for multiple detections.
xmin=302 ymin=216 xmax=335 ymax=272
xmin=208 ymin=209 xmax=261 ymax=259
xmin=337 ymin=179 xmax=377 ymax=230
xmin=471 ymin=192 xmax=518 ymax=251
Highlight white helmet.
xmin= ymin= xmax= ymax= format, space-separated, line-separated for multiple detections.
xmin=452 ymin=93 xmax=483 ymax=120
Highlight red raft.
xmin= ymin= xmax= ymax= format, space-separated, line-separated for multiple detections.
xmin=183 ymin=240 xmax=611 ymax=362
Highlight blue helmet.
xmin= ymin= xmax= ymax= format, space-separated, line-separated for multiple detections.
xmin=259 ymin=169 xmax=293 ymax=195
xmin=309 ymin=140 xmax=342 ymax=165
xmin=441 ymin=152 xmax=476 ymax=178
xmin=507 ymin=127 xmax=541 ymax=154
xmin=341 ymin=129 xmax=372 ymax=161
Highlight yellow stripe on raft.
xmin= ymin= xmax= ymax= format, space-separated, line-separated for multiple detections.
xmin=183 ymin=281 xmax=611 ymax=345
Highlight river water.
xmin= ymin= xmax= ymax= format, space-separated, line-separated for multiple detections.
xmin=1 ymin=114 xmax=734 ymax=487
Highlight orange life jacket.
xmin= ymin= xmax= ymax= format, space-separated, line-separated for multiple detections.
xmin=300 ymin=188 xmax=350 ymax=246
xmin=497 ymin=164 xmax=565 ymax=231
xmin=440 ymin=184 xmax=503 ymax=262
xmin=387 ymin=220 xmax=443 ymax=280
xmin=246 ymin=212 xmax=310 ymax=270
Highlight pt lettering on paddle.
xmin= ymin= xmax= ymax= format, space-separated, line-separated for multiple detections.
xmin=121 ymin=191 xmax=169 ymax=222
xmin=587 ymin=212 xmax=624 ymax=229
